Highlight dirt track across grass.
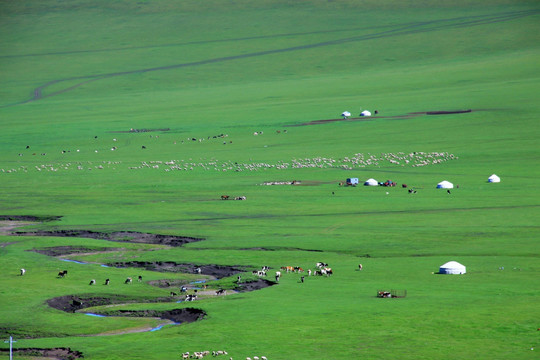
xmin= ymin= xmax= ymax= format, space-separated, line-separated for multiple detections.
xmin=291 ymin=109 xmax=476 ymax=126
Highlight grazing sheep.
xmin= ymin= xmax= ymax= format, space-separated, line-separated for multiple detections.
xmin=20 ymin=268 xmax=26 ymax=276
xmin=104 ymin=278 xmax=110 ymax=285
xmin=216 ymin=289 xmax=226 ymax=295
xmin=125 ymin=277 xmax=132 ymax=284
xmin=58 ymin=270 xmax=68 ymax=278
xmin=358 ymin=264 xmax=363 ymax=271
xmin=89 ymin=279 xmax=96 ymax=285
xmin=138 ymin=275 xmax=142 ymax=282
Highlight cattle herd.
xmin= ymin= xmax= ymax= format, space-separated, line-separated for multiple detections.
xmin=16 ymin=259 xmax=368 ymax=359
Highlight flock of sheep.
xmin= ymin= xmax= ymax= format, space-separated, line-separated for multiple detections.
xmin=181 ymin=350 xmax=267 ymax=360
xmin=1 ymin=151 xmax=456 ymax=175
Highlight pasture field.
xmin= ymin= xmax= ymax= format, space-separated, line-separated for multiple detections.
xmin=0 ymin=1 xmax=539 ymax=359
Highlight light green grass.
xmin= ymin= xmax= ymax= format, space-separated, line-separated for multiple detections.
xmin=0 ymin=0 xmax=539 ymax=359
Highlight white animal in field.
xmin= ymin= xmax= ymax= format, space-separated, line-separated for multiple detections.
xmin=89 ymin=279 xmax=96 ymax=285
xmin=20 ymin=268 xmax=25 ymax=276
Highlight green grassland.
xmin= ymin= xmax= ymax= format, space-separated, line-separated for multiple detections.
xmin=0 ymin=1 xmax=539 ymax=359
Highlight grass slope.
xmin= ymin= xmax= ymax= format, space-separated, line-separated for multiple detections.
xmin=0 ymin=1 xmax=539 ymax=359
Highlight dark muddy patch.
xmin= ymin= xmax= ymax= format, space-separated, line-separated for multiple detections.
xmin=104 ymin=308 xmax=206 ymax=323
xmin=0 ymin=347 xmax=83 ymax=359
xmin=31 ymin=246 xmax=122 ymax=257
xmin=426 ymin=109 xmax=472 ymax=115
xmin=238 ymin=247 xmax=323 ymax=252
xmin=235 ymin=279 xmax=277 ymax=292
xmin=107 ymin=261 xmax=248 ymax=279
xmin=13 ymin=230 xmax=204 ymax=247
xmin=46 ymin=295 xmax=205 ymax=324
xmin=0 ymin=215 xmax=62 ymax=222
xmin=47 ymin=294 xmax=146 ymax=313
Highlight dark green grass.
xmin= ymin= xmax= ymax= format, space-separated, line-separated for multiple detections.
xmin=0 ymin=0 xmax=539 ymax=359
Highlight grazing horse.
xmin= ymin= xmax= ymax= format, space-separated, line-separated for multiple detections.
xmin=281 ymin=266 xmax=294 ymax=273
xmin=402 ymin=184 xmax=408 ymax=188
xmin=221 ymin=195 xmax=230 ymax=200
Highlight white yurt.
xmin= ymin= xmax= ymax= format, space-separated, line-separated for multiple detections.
xmin=436 ymin=180 xmax=454 ymax=189
xmin=360 ymin=110 xmax=372 ymax=117
xmin=439 ymin=261 xmax=466 ymax=274
xmin=488 ymin=174 xmax=500 ymax=183
xmin=341 ymin=111 xmax=351 ymax=119
xmin=364 ymin=178 xmax=378 ymax=186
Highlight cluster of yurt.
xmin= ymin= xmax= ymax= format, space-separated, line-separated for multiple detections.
xmin=436 ymin=174 xmax=500 ymax=189
xmin=341 ymin=110 xmax=373 ymax=118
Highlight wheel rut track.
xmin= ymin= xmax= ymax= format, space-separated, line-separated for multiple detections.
xmin=2 ymin=9 xmax=537 ymax=108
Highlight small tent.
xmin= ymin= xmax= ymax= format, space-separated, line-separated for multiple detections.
xmin=488 ymin=174 xmax=500 ymax=183
xmin=436 ymin=180 xmax=453 ymax=189
xmin=341 ymin=111 xmax=351 ymax=119
xmin=360 ymin=110 xmax=372 ymax=117
xmin=364 ymin=178 xmax=378 ymax=186
xmin=439 ymin=261 xmax=466 ymax=274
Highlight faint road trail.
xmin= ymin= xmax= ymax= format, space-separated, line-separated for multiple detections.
xmin=2 ymin=9 xmax=538 ymax=108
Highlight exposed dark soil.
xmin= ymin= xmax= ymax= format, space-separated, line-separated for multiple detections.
xmin=0 ymin=347 xmax=83 ymax=359
xmin=32 ymin=246 xmax=121 ymax=257
xmin=47 ymin=295 xmax=206 ymax=323
xmin=0 ymin=215 xmax=61 ymax=222
xmin=426 ymin=110 xmax=472 ymax=115
xmin=105 ymin=308 xmax=206 ymax=323
xmin=235 ymin=279 xmax=277 ymax=292
xmin=13 ymin=230 xmax=204 ymax=247
xmin=47 ymin=294 xmax=144 ymax=313
xmin=107 ymin=261 xmax=248 ymax=279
